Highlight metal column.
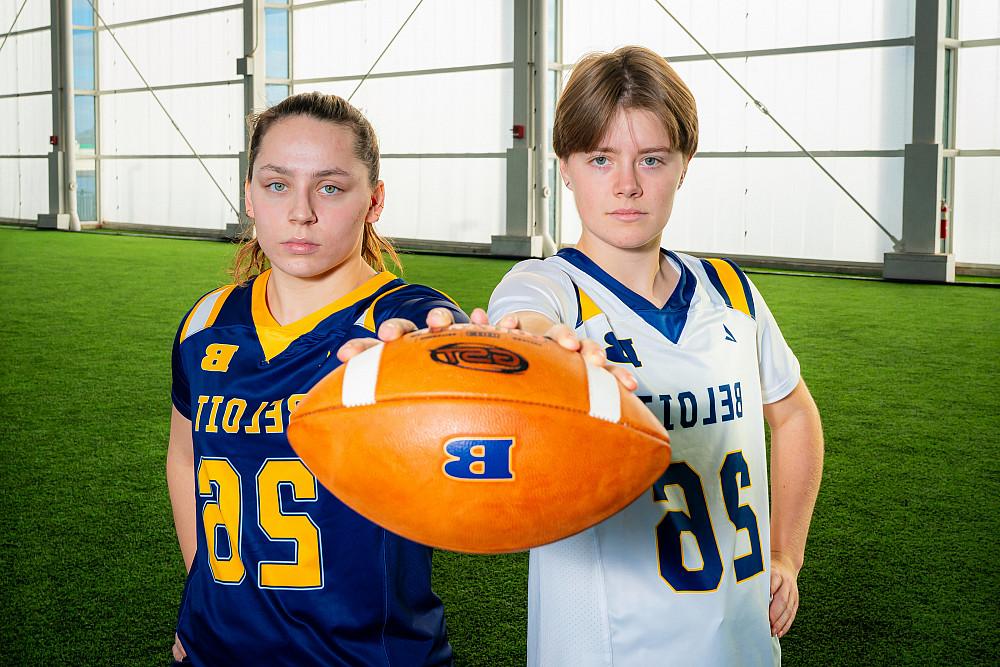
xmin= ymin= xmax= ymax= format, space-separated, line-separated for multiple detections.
xmin=884 ymin=0 xmax=955 ymax=281
xmin=231 ymin=0 xmax=267 ymax=239
xmin=38 ymin=0 xmax=80 ymax=231
xmin=492 ymin=0 xmax=545 ymax=258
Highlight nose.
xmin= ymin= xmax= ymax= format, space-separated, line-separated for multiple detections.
xmin=289 ymin=191 xmax=317 ymax=225
xmin=615 ymin=164 xmax=642 ymax=198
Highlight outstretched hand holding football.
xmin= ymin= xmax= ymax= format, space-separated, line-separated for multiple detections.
xmin=336 ymin=308 xmax=636 ymax=391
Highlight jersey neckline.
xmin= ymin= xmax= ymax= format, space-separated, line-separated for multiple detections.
xmin=555 ymin=248 xmax=696 ymax=313
xmin=251 ymin=269 xmax=397 ymax=361
xmin=555 ymin=248 xmax=697 ymax=344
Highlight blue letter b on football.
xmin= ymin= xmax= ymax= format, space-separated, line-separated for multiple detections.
xmin=443 ymin=438 xmax=515 ymax=481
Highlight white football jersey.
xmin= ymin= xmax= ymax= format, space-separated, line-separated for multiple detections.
xmin=488 ymin=249 xmax=800 ymax=667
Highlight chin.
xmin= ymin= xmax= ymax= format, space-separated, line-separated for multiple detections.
xmin=601 ymin=231 xmax=662 ymax=251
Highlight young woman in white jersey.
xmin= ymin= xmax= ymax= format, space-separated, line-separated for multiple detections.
xmin=485 ymin=47 xmax=824 ymax=666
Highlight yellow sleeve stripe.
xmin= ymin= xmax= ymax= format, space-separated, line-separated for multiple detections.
xmin=578 ymin=288 xmax=603 ymax=324
xmin=180 ymin=285 xmax=236 ymax=342
xmin=704 ymin=258 xmax=753 ymax=319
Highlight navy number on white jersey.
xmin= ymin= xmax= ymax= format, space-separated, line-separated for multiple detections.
xmin=653 ymin=451 xmax=765 ymax=592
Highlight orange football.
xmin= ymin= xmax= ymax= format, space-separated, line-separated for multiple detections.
xmin=287 ymin=326 xmax=670 ymax=554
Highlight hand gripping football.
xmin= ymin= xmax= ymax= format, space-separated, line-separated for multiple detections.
xmin=287 ymin=327 xmax=671 ymax=554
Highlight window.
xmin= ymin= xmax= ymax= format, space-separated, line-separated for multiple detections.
xmin=265 ymin=9 xmax=290 ymax=79
xmin=76 ymin=169 xmax=97 ymax=221
xmin=74 ymin=95 xmax=96 ymax=150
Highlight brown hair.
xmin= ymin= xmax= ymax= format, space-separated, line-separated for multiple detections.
xmin=232 ymin=91 xmax=399 ymax=284
xmin=552 ymin=46 xmax=698 ymax=160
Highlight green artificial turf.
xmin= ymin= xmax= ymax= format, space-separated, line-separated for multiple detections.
xmin=0 ymin=227 xmax=997 ymax=666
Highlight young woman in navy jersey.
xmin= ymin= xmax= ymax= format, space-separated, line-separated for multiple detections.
xmin=167 ymin=92 xmax=467 ymax=666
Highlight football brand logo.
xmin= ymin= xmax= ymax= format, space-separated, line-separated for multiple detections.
xmin=443 ymin=438 xmax=515 ymax=481
xmin=430 ymin=343 xmax=528 ymax=374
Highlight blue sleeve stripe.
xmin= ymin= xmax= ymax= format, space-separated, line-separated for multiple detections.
xmin=572 ymin=282 xmax=584 ymax=328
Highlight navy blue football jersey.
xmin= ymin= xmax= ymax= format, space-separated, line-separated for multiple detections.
xmin=171 ymin=269 xmax=466 ymax=666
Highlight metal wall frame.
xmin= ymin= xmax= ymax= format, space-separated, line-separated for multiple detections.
xmin=8 ymin=0 xmax=996 ymax=277
xmin=286 ymin=2 xmax=515 ymax=170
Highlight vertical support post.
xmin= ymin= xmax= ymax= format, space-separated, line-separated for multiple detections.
xmin=38 ymin=0 xmax=79 ymax=230
xmin=61 ymin=0 xmax=81 ymax=231
xmin=231 ymin=0 xmax=266 ymax=239
xmin=492 ymin=0 xmax=542 ymax=257
xmin=884 ymin=0 xmax=955 ymax=281
xmin=533 ymin=0 xmax=554 ymax=256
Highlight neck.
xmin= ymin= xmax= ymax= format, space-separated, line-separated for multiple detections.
xmin=265 ymin=258 xmax=378 ymax=325
xmin=575 ymin=233 xmax=678 ymax=308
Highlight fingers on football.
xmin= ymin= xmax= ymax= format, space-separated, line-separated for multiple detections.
xmin=425 ymin=308 xmax=457 ymax=332
xmin=469 ymin=307 xmax=490 ymax=326
xmin=545 ymin=324 xmax=582 ymax=351
xmin=336 ymin=337 xmax=380 ymax=362
xmin=497 ymin=313 xmax=520 ymax=330
xmin=378 ymin=317 xmax=419 ymax=340
xmin=607 ymin=365 xmax=638 ymax=391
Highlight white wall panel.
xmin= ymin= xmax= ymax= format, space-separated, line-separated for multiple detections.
xmin=293 ymin=0 xmax=512 ymax=79
xmin=0 ymin=0 xmax=48 ymax=31
xmin=0 ymin=31 xmax=51 ymax=96
xmin=100 ymin=84 xmax=244 ymax=155
xmin=1 ymin=94 xmax=53 ymax=154
xmin=299 ymin=69 xmax=513 ymax=155
xmin=673 ymin=47 xmax=912 ymax=152
xmin=956 ymin=46 xmax=1000 ymax=149
xmin=559 ymin=157 xmax=903 ymax=263
xmin=563 ymin=0 xmax=914 ymax=64
xmin=959 ymin=0 xmax=1000 ymax=41
xmin=0 ymin=158 xmax=48 ymax=221
xmin=99 ymin=0 xmax=238 ymax=25
xmin=378 ymin=158 xmax=505 ymax=243
xmin=100 ymin=158 xmax=239 ymax=230
xmin=98 ymin=9 xmax=241 ymax=89
xmin=953 ymin=158 xmax=1000 ymax=265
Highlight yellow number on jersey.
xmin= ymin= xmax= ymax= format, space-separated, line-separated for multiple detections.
xmin=198 ymin=458 xmax=246 ymax=584
xmin=257 ymin=459 xmax=323 ymax=589
xmin=197 ymin=457 xmax=323 ymax=589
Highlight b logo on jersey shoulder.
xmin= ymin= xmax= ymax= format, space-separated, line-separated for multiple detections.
xmin=201 ymin=343 xmax=239 ymax=372
xmin=443 ymin=438 xmax=515 ymax=481
xmin=430 ymin=343 xmax=528 ymax=374
xmin=604 ymin=332 xmax=642 ymax=367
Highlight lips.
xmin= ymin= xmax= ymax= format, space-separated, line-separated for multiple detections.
xmin=281 ymin=240 xmax=319 ymax=254
xmin=609 ymin=209 xmax=645 ymax=221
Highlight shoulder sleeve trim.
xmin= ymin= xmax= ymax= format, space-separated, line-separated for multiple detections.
xmin=700 ymin=258 xmax=756 ymax=320
xmin=180 ymin=285 xmax=236 ymax=342
xmin=572 ymin=283 xmax=604 ymax=328
xmin=354 ymin=285 xmax=408 ymax=332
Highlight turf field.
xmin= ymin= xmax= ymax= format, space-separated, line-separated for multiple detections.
xmin=1 ymin=226 xmax=997 ymax=666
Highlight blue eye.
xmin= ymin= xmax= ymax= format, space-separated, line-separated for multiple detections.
xmin=321 ymin=185 xmax=340 ymax=195
xmin=267 ymin=182 xmax=287 ymax=192
xmin=592 ymin=156 xmax=609 ymax=167
xmin=642 ymin=157 xmax=661 ymax=167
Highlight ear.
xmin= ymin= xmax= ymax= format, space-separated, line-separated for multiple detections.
xmin=244 ymin=179 xmax=254 ymax=218
xmin=678 ymin=157 xmax=691 ymax=190
xmin=365 ymin=180 xmax=386 ymax=224
xmin=558 ymin=159 xmax=572 ymax=191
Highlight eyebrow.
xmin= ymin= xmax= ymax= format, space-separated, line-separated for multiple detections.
xmin=592 ymin=146 xmax=672 ymax=154
xmin=257 ymin=164 xmax=353 ymax=178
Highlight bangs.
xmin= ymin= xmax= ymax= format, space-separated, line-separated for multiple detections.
xmin=552 ymin=47 xmax=697 ymax=159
